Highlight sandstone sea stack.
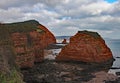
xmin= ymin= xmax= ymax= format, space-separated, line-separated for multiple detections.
xmin=56 ymin=31 xmax=113 ymax=63
xmin=62 ymin=39 xmax=67 ymax=44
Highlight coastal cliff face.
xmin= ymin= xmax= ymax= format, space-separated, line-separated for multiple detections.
xmin=10 ymin=20 xmax=56 ymax=68
xmin=11 ymin=32 xmax=35 ymax=68
xmin=0 ymin=20 xmax=56 ymax=82
xmin=29 ymin=25 xmax=56 ymax=62
xmin=56 ymin=31 xmax=113 ymax=63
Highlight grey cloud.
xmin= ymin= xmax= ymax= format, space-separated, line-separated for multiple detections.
xmin=0 ymin=8 xmax=25 ymax=22
xmin=0 ymin=0 xmax=40 ymax=9
xmin=0 ymin=0 xmax=120 ymax=39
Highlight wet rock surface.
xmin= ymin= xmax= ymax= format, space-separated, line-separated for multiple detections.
xmin=21 ymin=60 xmax=117 ymax=83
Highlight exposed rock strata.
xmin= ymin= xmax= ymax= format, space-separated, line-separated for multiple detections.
xmin=56 ymin=31 xmax=113 ymax=63
xmin=0 ymin=20 xmax=56 ymax=68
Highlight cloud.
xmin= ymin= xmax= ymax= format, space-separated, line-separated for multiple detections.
xmin=0 ymin=0 xmax=120 ymax=39
xmin=0 ymin=0 xmax=40 ymax=9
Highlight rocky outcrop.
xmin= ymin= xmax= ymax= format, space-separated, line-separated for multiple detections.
xmin=0 ymin=20 xmax=56 ymax=68
xmin=62 ymin=39 xmax=67 ymax=44
xmin=56 ymin=31 xmax=113 ymax=63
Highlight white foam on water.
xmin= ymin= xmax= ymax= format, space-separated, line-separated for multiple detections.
xmin=44 ymin=49 xmax=61 ymax=60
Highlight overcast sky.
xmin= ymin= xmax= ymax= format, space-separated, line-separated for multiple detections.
xmin=0 ymin=0 xmax=120 ymax=39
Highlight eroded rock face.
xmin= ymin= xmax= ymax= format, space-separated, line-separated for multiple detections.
xmin=0 ymin=20 xmax=56 ymax=68
xmin=56 ymin=31 xmax=113 ymax=63
xmin=29 ymin=25 xmax=56 ymax=62
xmin=0 ymin=20 xmax=56 ymax=82
xmin=38 ymin=25 xmax=56 ymax=47
xmin=11 ymin=33 xmax=35 ymax=68
xmin=11 ymin=27 xmax=56 ymax=68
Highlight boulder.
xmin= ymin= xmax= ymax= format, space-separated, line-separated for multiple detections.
xmin=56 ymin=31 xmax=113 ymax=63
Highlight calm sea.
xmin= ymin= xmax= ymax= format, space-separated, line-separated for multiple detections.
xmin=105 ymin=39 xmax=120 ymax=75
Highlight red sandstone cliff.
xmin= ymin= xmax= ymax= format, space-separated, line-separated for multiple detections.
xmin=56 ymin=31 xmax=113 ymax=63
xmin=10 ymin=20 xmax=56 ymax=68
xmin=38 ymin=25 xmax=56 ymax=47
xmin=0 ymin=20 xmax=56 ymax=82
xmin=29 ymin=25 xmax=56 ymax=62
xmin=11 ymin=33 xmax=35 ymax=68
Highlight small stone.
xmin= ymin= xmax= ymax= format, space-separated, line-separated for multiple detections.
xmin=38 ymin=74 xmax=45 ymax=79
xmin=59 ymin=72 xmax=70 ymax=77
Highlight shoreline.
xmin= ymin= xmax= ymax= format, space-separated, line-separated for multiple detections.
xmin=20 ymin=43 xmax=120 ymax=83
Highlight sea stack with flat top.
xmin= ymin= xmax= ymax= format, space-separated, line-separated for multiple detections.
xmin=56 ymin=30 xmax=113 ymax=63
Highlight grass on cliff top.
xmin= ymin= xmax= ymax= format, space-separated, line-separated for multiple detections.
xmin=0 ymin=20 xmax=43 ymax=40
xmin=78 ymin=30 xmax=101 ymax=39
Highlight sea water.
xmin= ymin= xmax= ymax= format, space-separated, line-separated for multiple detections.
xmin=106 ymin=39 xmax=120 ymax=75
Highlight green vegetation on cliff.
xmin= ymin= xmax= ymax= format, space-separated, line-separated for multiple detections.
xmin=0 ymin=45 xmax=24 ymax=83
xmin=0 ymin=69 xmax=24 ymax=83
xmin=78 ymin=30 xmax=101 ymax=39
xmin=0 ymin=20 xmax=43 ymax=40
